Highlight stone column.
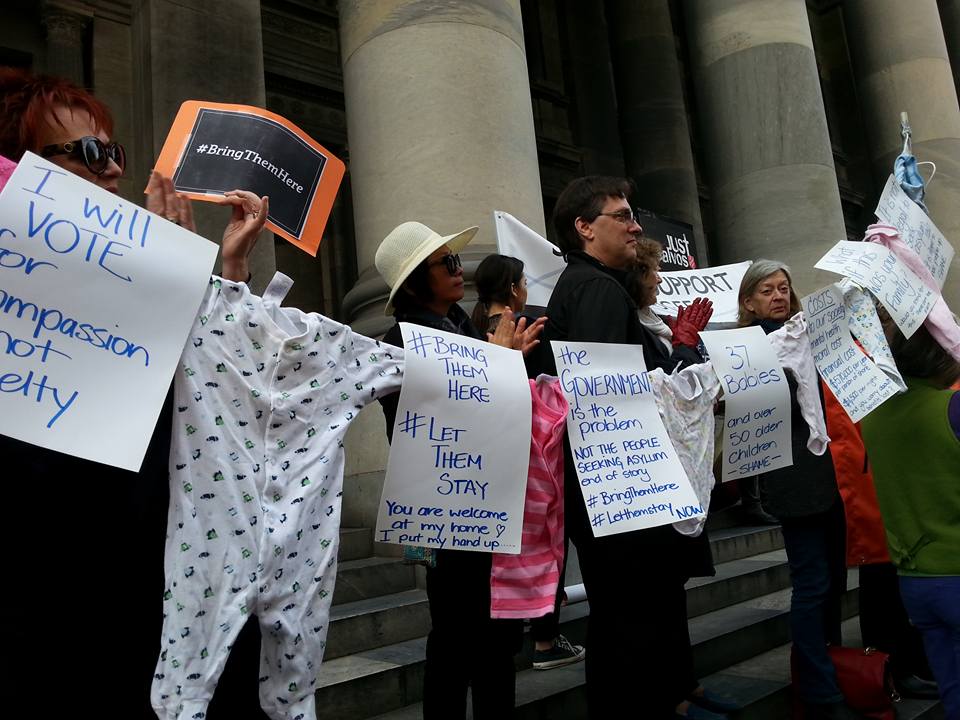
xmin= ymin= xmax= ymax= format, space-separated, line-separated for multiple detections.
xmin=339 ymin=0 xmax=546 ymax=338
xmin=844 ymin=0 xmax=960 ymax=309
xmin=42 ymin=2 xmax=91 ymax=86
xmin=607 ymin=0 xmax=707 ymax=263
xmin=131 ymin=0 xmax=275 ymax=292
xmin=337 ymin=0 xmax=545 ymax=542
xmin=939 ymin=0 xmax=960 ymax=100
xmin=685 ymin=0 xmax=846 ymax=293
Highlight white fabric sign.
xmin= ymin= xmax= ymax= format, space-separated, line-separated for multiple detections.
xmin=700 ymin=327 xmax=793 ymax=480
xmin=377 ymin=323 xmax=531 ymax=553
xmin=815 ymin=241 xmax=936 ymax=338
xmin=551 ymin=340 xmax=703 ymax=536
xmin=0 ymin=153 xmax=218 ymax=470
xmin=875 ymin=174 xmax=954 ymax=288
xmin=803 ymin=285 xmax=898 ymax=422
xmin=651 ymin=261 xmax=752 ymax=324
xmin=494 ymin=210 xmax=564 ymax=308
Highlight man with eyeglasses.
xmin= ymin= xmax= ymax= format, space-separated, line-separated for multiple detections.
xmin=537 ymin=176 xmax=720 ymax=720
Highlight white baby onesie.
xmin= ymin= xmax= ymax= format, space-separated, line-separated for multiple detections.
xmin=767 ymin=313 xmax=830 ymax=455
xmin=152 ymin=274 xmax=404 ymax=720
xmin=649 ymin=362 xmax=721 ymax=537
xmin=839 ymin=278 xmax=907 ymax=393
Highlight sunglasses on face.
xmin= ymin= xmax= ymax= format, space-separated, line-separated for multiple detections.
xmin=428 ymin=253 xmax=462 ymax=276
xmin=40 ymin=136 xmax=126 ymax=176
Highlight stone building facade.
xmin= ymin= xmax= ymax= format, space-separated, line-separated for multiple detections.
xmin=4 ymin=0 xmax=959 ymax=528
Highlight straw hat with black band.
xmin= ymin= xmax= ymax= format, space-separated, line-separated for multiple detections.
xmin=375 ymin=221 xmax=479 ymax=315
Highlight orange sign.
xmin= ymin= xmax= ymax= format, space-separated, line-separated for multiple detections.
xmin=153 ymin=101 xmax=345 ymax=256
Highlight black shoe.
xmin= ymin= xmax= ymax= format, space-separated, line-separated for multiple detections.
xmin=896 ymin=673 xmax=939 ymax=699
xmin=804 ymin=701 xmax=865 ymax=720
xmin=688 ymin=688 xmax=741 ymax=714
xmin=740 ymin=505 xmax=779 ymax=525
xmin=674 ymin=704 xmax=729 ymax=720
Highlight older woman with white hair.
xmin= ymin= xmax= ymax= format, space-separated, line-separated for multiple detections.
xmin=736 ymin=260 xmax=858 ymax=720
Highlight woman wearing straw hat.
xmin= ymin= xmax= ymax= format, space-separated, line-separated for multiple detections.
xmin=375 ymin=220 xmax=544 ymax=719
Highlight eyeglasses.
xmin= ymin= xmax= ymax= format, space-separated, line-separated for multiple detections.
xmin=597 ymin=208 xmax=640 ymax=226
xmin=427 ymin=253 xmax=462 ymax=276
xmin=40 ymin=136 xmax=126 ymax=176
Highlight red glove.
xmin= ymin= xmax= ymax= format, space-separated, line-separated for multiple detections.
xmin=669 ymin=297 xmax=714 ymax=348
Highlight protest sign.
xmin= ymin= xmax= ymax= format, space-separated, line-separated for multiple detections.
xmin=651 ymin=261 xmax=751 ymax=324
xmin=494 ymin=210 xmax=564 ymax=309
xmin=376 ymin=323 xmax=531 ymax=553
xmin=700 ymin=327 xmax=793 ymax=480
xmin=153 ymin=101 xmax=345 ymax=256
xmin=802 ymin=285 xmax=898 ymax=423
xmin=636 ymin=209 xmax=702 ymax=271
xmin=551 ymin=340 xmax=703 ymax=536
xmin=0 ymin=153 xmax=218 ymax=470
xmin=815 ymin=241 xmax=936 ymax=338
xmin=875 ymin=174 xmax=954 ymax=288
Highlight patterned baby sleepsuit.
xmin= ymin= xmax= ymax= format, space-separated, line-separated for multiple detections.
xmin=152 ymin=274 xmax=403 ymax=720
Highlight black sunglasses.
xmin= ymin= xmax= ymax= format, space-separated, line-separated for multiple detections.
xmin=41 ymin=136 xmax=126 ymax=176
xmin=428 ymin=253 xmax=462 ymax=276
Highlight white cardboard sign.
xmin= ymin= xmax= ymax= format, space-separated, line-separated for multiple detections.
xmin=651 ymin=261 xmax=752 ymax=324
xmin=875 ymin=174 xmax=954 ymax=288
xmin=814 ymin=241 xmax=936 ymax=338
xmin=551 ymin=340 xmax=703 ymax=536
xmin=802 ymin=285 xmax=898 ymax=423
xmin=494 ymin=210 xmax=565 ymax=308
xmin=376 ymin=323 xmax=531 ymax=554
xmin=700 ymin=327 xmax=793 ymax=480
xmin=0 ymin=153 xmax=218 ymax=470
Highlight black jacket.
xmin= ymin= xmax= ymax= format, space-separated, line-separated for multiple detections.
xmin=537 ymin=250 xmax=713 ymax=578
xmin=752 ymin=320 xmax=841 ymax=519
xmin=534 ymin=250 xmax=701 ymax=376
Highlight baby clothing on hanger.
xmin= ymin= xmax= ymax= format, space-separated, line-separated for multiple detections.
xmin=648 ymin=363 xmax=721 ymax=537
xmin=152 ymin=274 xmax=403 ymax=720
xmin=767 ymin=314 xmax=830 ymax=456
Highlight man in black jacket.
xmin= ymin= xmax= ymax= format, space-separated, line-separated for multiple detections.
xmin=539 ymin=177 xmax=721 ymax=720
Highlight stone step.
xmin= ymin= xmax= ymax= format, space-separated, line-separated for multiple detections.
xmin=326 ymin=525 xmax=783 ymax=656
xmin=708 ymin=523 xmax=783 ymax=564
xmin=364 ymin=576 xmax=865 ymax=720
xmin=699 ymin=617 xmax=944 ymax=720
xmin=333 ymin=556 xmax=417 ymax=606
xmin=325 ymin=541 xmax=790 ymax=663
xmin=326 ymin=588 xmax=429 ymax=660
xmin=316 ymin=553 xmax=831 ymax=720
xmin=339 ymin=526 xmax=374 ymax=562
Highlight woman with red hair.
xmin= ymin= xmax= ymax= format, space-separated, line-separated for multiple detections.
xmin=0 ymin=68 xmax=269 ymax=718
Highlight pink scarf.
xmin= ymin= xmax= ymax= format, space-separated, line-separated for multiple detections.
xmin=0 ymin=155 xmax=15 ymax=192
xmin=864 ymin=223 xmax=960 ymax=363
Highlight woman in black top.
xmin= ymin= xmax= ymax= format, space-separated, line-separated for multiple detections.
xmin=374 ymin=221 xmax=542 ymax=720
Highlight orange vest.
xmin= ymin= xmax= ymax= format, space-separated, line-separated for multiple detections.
xmin=822 ymin=383 xmax=890 ymax=566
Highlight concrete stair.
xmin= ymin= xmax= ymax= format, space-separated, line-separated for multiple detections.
xmin=326 ymin=519 xmax=944 ymax=720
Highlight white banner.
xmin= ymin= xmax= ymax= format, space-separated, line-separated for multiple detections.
xmin=802 ymin=285 xmax=898 ymax=423
xmin=494 ymin=210 xmax=564 ymax=308
xmin=551 ymin=340 xmax=703 ymax=536
xmin=651 ymin=261 xmax=752 ymax=324
xmin=875 ymin=174 xmax=954 ymax=288
xmin=700 ymin=327 xmax=793 ymax=480
xmin=376 ymin=323 xmax=531 ymax=553
xmin=815 ymin=241 xmax=936 ymax=338
xmin=0 ymin=153 xmax=218 ymax=470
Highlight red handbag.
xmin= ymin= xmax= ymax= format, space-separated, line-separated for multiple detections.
xmin=791 ymin=645 xmax=900 ymax=720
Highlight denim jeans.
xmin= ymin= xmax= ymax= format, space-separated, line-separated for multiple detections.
xmin=898 ymin=575 xmax=960 ymax=719
xmin=780 ymin=498 xmax=848 ymax=704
